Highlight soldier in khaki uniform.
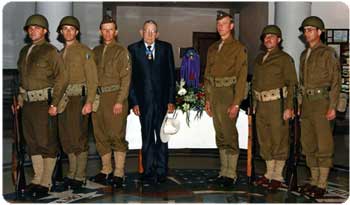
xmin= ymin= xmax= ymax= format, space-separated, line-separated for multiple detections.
xmin=16 ymin=14 xmax=68 ymax=197
xmin=204 ymin=11 xmax=248 ymax=187
xmin=297 ymin=16 xmax=340 ymax=198
xmin=90 ymin=16 xmax=131 ymax=189
xmin=252 ymin=25 xmax=298 ymax=190
xmin=56 ymin=16 xmax=98 ymax=189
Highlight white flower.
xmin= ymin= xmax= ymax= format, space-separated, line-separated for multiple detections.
xmin=178 ymin=88 xmax=187 ymax=96
xmin=178 ymin=78 xmax=187 ymax=96
xmin=182 ymin=103 xmax=190 ymax=111
xmin=180 ymin=78 xmax=186 ymax=88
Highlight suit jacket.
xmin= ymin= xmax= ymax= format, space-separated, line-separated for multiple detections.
xmin=128 ymin=40 xmax=176 ymax=113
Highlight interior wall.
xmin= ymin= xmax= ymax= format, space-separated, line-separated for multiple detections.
xmin=3 ymin=2 xmax=36 ymax=69
xmin=73 ymin=2 xmax=103 ymax=48
xmin=311 ymin=1 xmax=349 ymax=28
xmin=239 ymin=2 xmax=269 ymax=74
xmin=116 ymin=6 xmax=229 ymax=67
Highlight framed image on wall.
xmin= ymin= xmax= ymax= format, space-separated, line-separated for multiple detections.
xmin=326 ymin=29 xmax=349 ymax=43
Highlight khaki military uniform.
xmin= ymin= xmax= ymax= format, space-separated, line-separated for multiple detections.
xmin=253 ymin=48 xmax=297 ymax=160
xmin=204 ymin=35 xmax=248 ymax=179
xmin=18 ymin=39 xmax=68 ymax=157
xmin=58 ymin=40 xmax=98 ymax=181
xmin=252 ymin=48 xmax=298 ymax=182
xmin=17 ymin=39 xmax=68 ymax=187
xmin=92 ymin=39 xmax=131 ymax=177
xmin=299 ymin=42 xmax=340 ymax=169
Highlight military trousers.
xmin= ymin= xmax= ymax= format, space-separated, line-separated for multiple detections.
xmin=92 ymin=91 xmax=128 ymax=156
xmin=256 ymin=99 xmax=289 ymax=160
xmin=300 ymin=97 xmax=334 ymax=168
xmin=211 ymin=86 xmax=239 ymax=155
xmin=22 ymin=101 xmax=59 ymax=158
xmin=58 ymin=96 xmax=88 ymax=155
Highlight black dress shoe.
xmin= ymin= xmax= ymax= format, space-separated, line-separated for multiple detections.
xmin=90 ymin=172 xmax=113 ymax=185
xmin=223 ymin=177 xmax=237 ymax=187
xmin=32 ymin=185 xmax=49 ymax=198
xmin=111 ymin=176 xmax=124 ymax=189
xmin=139 ymin=173 xmax=156 ymax=183
xmin=26 ymin=183 xmax=39 ymax=194
xmin=63 ymin=177 xmax=85 ymax=190
xmin=207 ymin=175 xmax=227 ymax=186
xmin=69 ymin=179 xmax=85 ymax=189
xmin=157 ymin=175 xmax=167 ymax=183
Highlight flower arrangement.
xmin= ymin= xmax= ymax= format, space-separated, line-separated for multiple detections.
xmin=175 ymin=79 xmax=206 ymax=126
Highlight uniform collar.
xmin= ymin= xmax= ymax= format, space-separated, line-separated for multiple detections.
xmin=104 ymin=39 xmax=117 ymax=47
xmin=65 ymin=40 xmax=79 ymax=48
xmin=33 ymin=38 xmax=46 ymax=46
xmin=309 ymin=41 xmax=324 ymax=50
xmin=266 ymin=47 xmax=280 ymax=55
xmin=221 ymin=35 xmax=234 ymax=44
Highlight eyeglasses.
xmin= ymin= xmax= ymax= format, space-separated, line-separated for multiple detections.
xmin=303 ymin=28 xmax=317 ymax=33
xmin=143 ymin=29 xmax=157 ymax=34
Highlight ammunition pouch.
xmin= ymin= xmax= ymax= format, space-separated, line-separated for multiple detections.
xmin=93 ymin=84 xmax=120 ymax=112
xmin=66 ymin=83 xmax=86 ymax=96
xmin=254 ymin=86 xmax=287 ymax=102
xmin=20 ymin=87 xmax=53 ymax=103
xmin=300 ymin=86 xmax=330 ymax=101
xmin=97 ymin=84 xmax=120 ymax=94
xmin=206 ymin=76 xmax=237 ymax=88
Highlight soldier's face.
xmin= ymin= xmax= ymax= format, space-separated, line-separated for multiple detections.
xmin=100 ymin=23 xmax=118 ymax=44
xmin=141 ymin=23 xmax=159 ymax=45
xmin=216 ymin=17 xmax=234 ymax=38
xmin=264 ymin=34 xmax=281 ymax=50
xmin=303 ymin=26 xmax=321 ymax=43
xmin=61 ymin=25 xmax=78 ymax=42
xmin=27 ymin=25 xmax=47 ymax=43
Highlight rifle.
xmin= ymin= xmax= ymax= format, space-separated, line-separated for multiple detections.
xmin=246 ymin=83 xmax=256 ymax=184
xmin=286 ymin=85 xmax=300 ymax=191
xmin=12 ymin=95 xmax=27 ymax=197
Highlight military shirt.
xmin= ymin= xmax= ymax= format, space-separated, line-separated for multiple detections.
xmin=204 ymin=35 xmax=248 ymax=106
xmin=61 ymin=40 xmax=98 ymax=104
xmin=252 ymin=47 xmax=298 ymax=109
xmin=300 ymin=42 xmax=341 ymax=109
xmin=17 ymin=39 xmax=68 ymax=106
xmin=93 ymin=39 xmax=132 ymax=104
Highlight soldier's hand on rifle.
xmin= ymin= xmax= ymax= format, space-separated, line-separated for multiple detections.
xmin=133 ymin=105 xmax=141 ymax=116
xmin=82 ymin=103 xmax=92 ymax=115
xmin=283 ymin=108 xmax=293 ymax=120
xmin=227 ymin=104 xmax=239 ymax=120
xmin=326 ymin=108 xmax=336 ymax=121
xmin=205 ymin=101 xmax=212 ymax=117
xmin=48 ymin=105 xmax=58 ymax=116
xmin=113 ymin=103 xmax=123 ymax=115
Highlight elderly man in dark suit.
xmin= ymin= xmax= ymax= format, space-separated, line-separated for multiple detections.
xmin=128 ymin=20 xmax=176 ymax=183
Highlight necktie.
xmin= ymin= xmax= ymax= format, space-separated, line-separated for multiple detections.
xmin=147 ymin=45 xmax=153 ymax=61
xmin=303 ymin=48 xmax=312 ymax=85
xmin=218 ymin=41 xmax=224 ymax=52
xmin=262 ymin=52 xmax=270 ymax=63
xmin=26 ymin=44 xmax=36 ymax=62
xmin=102 ymin=45 xmax=107 ymax=66
xmin=305 ymin=48 xmax=311 ymax=64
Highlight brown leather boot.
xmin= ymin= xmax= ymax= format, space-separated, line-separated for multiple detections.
xmin=309 ymin=187 xmax=327 ymax=198
xmin=254 ymin=176 xmax=270 ymax=187
xmin=267 ymin=179 xmax=282 ymax=191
